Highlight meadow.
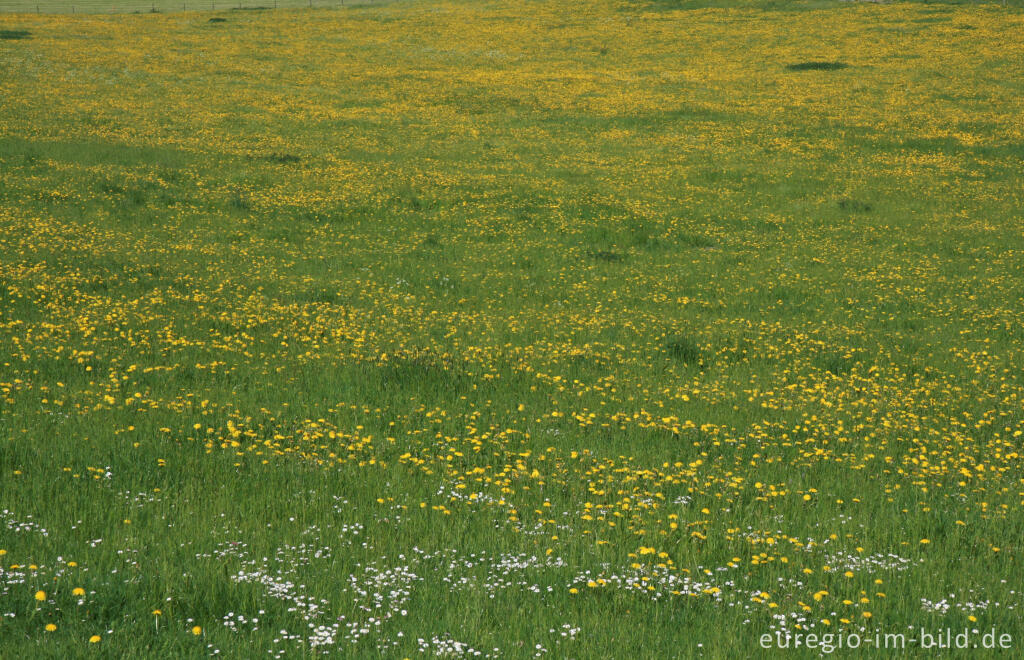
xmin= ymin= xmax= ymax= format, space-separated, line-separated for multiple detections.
xmin=0 ymin=0 xmax=363 ymax=17
xmin=1 ymin=0 xmax=1023 ymax=656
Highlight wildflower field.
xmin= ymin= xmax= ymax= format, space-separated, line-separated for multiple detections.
xmin=1 ymin=0 xmax=1023 ymax=656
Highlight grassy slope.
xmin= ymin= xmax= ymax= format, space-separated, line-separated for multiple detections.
xmin=2 ymin=0 xmax=1022 ymax=16
xmin=0 ymin=0 xmax=364 ymax=15
xmin=1 ymin=0 xmax=1024 ymax=656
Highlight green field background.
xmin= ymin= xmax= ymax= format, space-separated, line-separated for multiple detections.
xmin=2 ymin=0 xmax=1024 ymax=656
xmin=1 ymin=0 xmax=1020 ymax=15
xmin=0 ymin=0 xmax=372 ymax=13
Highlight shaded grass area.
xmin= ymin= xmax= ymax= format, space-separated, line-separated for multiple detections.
xmin=784 ymin=60 xmax=849 ymax=70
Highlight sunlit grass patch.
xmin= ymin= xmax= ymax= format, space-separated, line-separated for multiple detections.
xmin=1 ymin=0 xmax=1023 ymax=656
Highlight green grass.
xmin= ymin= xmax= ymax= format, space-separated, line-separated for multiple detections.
xmin=1 ymin=0 xmax=1020 ymax=15
xmin=0 ymin=0 xmax=371 ymax=14
xmin=2 ymin=0 xmax=1024 ymax=656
